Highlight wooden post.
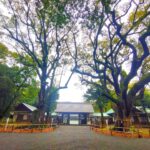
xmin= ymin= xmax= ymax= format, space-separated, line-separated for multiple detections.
xmin=12 ymin=125 xmax=14 ymax=132
xmin=31 ymin=126 xmax=34 ymax=133
xmin=4 ymin=118 xmax=9 ymax=131
xmin=110 ymin=127 xmax=113 ymax=136
xmin=123 ymin=127 xmax=125 ymax=132
xmin=137 ymin=128 xmax=142 ymax=138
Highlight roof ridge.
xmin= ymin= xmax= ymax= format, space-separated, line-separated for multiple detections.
xmin=55 ymin=102 xmax=94 ymax=113
xmin=22 ymin=103 xmax=37 ymax=111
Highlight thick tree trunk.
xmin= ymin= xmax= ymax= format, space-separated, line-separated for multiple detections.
xmin=115 ymin=104 xmax=124 ymax=130
xmin=37 ymin=69 xmax=47 ymax=123
xmin=46 ymin=111 xmax=51 ymax=123
xmin=38 ymin=82 xmax=46 ymax=109
xmin=115 ymin=101 xmax=132 ymax=131
xmin=99 ymin=106 xmax=105 ymax=128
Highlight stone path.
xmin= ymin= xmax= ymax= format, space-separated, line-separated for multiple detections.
xmin=0 ymin=126 xmax=150 ymax=150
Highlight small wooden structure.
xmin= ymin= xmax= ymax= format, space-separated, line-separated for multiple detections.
xmin=131 ymin=106 xmax=150 ymax=125
xmin=90 ymin=112 xmax=113 ymax=126
xmin=13 ymin=103 xmax=37 ymax=123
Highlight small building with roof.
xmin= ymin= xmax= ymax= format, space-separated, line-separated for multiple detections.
xmin=54 ymin=102 xmax=94 ymax=125
xmin=131 ymin=106 xmax=150 ymax=125
xmin=90 ymin=109 xmax=115 ymax=125
xmin=13 ymin=103 xmax=37 ymax=123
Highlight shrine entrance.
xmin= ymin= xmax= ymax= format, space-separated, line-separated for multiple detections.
xmin=61 ymin=113 xmax=88 ymax=125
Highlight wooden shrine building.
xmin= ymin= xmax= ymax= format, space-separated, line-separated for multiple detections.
xmin=54 ymin=102 xmax=94 ymax=125
xmin=13 ymin=103 xmax=37 ymax=123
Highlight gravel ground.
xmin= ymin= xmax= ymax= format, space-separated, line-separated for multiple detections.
xmin=0 ymin=126 xmax=150 ymax=150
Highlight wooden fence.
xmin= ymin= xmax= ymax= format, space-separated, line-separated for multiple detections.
xmin=0 ymin=123 xmax=58 ymax=133
xmin=90 ymin=124 xmax=150 ymax=138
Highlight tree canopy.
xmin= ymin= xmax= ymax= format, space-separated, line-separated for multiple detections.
xmin=0 ymin=0 xmax=75 ymax=121
xmin=0 ymin=0 xmax=149 ymax=126
xmin=69 ymin=0 xmax=150 ymax=125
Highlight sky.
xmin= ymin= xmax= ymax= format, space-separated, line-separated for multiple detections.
xmin=58 ymin=73 xmax=86 ymax=102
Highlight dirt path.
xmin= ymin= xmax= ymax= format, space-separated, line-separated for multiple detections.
xmin=0 ymin=126 xmax=150 ymax=150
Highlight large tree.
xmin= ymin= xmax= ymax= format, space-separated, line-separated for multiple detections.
xmin=0 ymin=0 xmax=75 ymax=121
xmin=70 ymin=0 xmax=150 ymax=127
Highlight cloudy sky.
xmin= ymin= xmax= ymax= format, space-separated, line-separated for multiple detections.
xmin=58 ymin=73 xmax=86 ymax=102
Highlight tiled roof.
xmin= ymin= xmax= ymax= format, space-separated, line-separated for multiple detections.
xmin=55 ymin=102 xmax=94 ymax=113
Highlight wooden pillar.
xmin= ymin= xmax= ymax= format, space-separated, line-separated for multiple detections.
xmin=79 ymin=113 xmax=81 ymax=125
xmin=68 ymin=113 xmax=70 ymax=125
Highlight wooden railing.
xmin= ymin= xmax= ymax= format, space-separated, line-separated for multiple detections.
xmin=0 ymin=123 xmax=58 ymax=133
xmin=90 ymin=124 xmax=150 ymax=138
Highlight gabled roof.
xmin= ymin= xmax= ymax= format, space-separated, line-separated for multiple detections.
xmin=105 ymin=109 xmax=114 ymax=114
xmin=22 ymin=103 xmax=37 ymax=112
xmin=55 ymin=102 xmax=94 ymax=113
xmin=15 ymin=103 xmax=37 ymax=112
xmin=135 ymin=106 xmax=150 ymax=114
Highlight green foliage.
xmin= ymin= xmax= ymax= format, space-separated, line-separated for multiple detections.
xmin=135 ymin=89 xmax=150 ymax=108
xmin=0 ymin=64 xmax=15 ymax=117
xmin=0 ymin=43 xmax=20 ymax=64
xmin=101 ymin=0 xmax=111 ymax=13
xmin=0 ymin=44 xmax=39 ymax=106
xmin=143 ymin=91 xmax=150 ymax=107
xmin=113 ymin=37 xmax=120 ymax=44
xmin=84 ymin=84 xmax=111 ymax=112
xmin=142 ymin=57 xmax=150 ymax=74
xmin=0 ymin=61 xmax=38 ymax=117
xmin=129 ymin=7 xmax=148 ymax=26
xmin=17 ymin=80 xmax=39 ymax=105
xmin=0 ymin=43 xmax=9 ymax=63
xmin=92 ymin=102 xmax=100 ymax=112
xmin=39 ymin=0 xmax=70 ymax=27
xmin=0 ymin=76 xmax=14 ymax=117
xmin=45 ymin=86 xmax=59 ymax=113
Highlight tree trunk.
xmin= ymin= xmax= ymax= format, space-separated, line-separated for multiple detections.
xmin=115 ymin=104 xmax=124 ymax=130
xmin=37 ymin=69 xmax=47 ymax=123
xmin=115 ymin=101 xmax=132 ymax=130
xmin=46 ymin=111 xmax=51 ymax=123
xmin=38 ymin=77 xmax=47 ymax=106
xmin=99 ymin=106 xmax=105 ymax=128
